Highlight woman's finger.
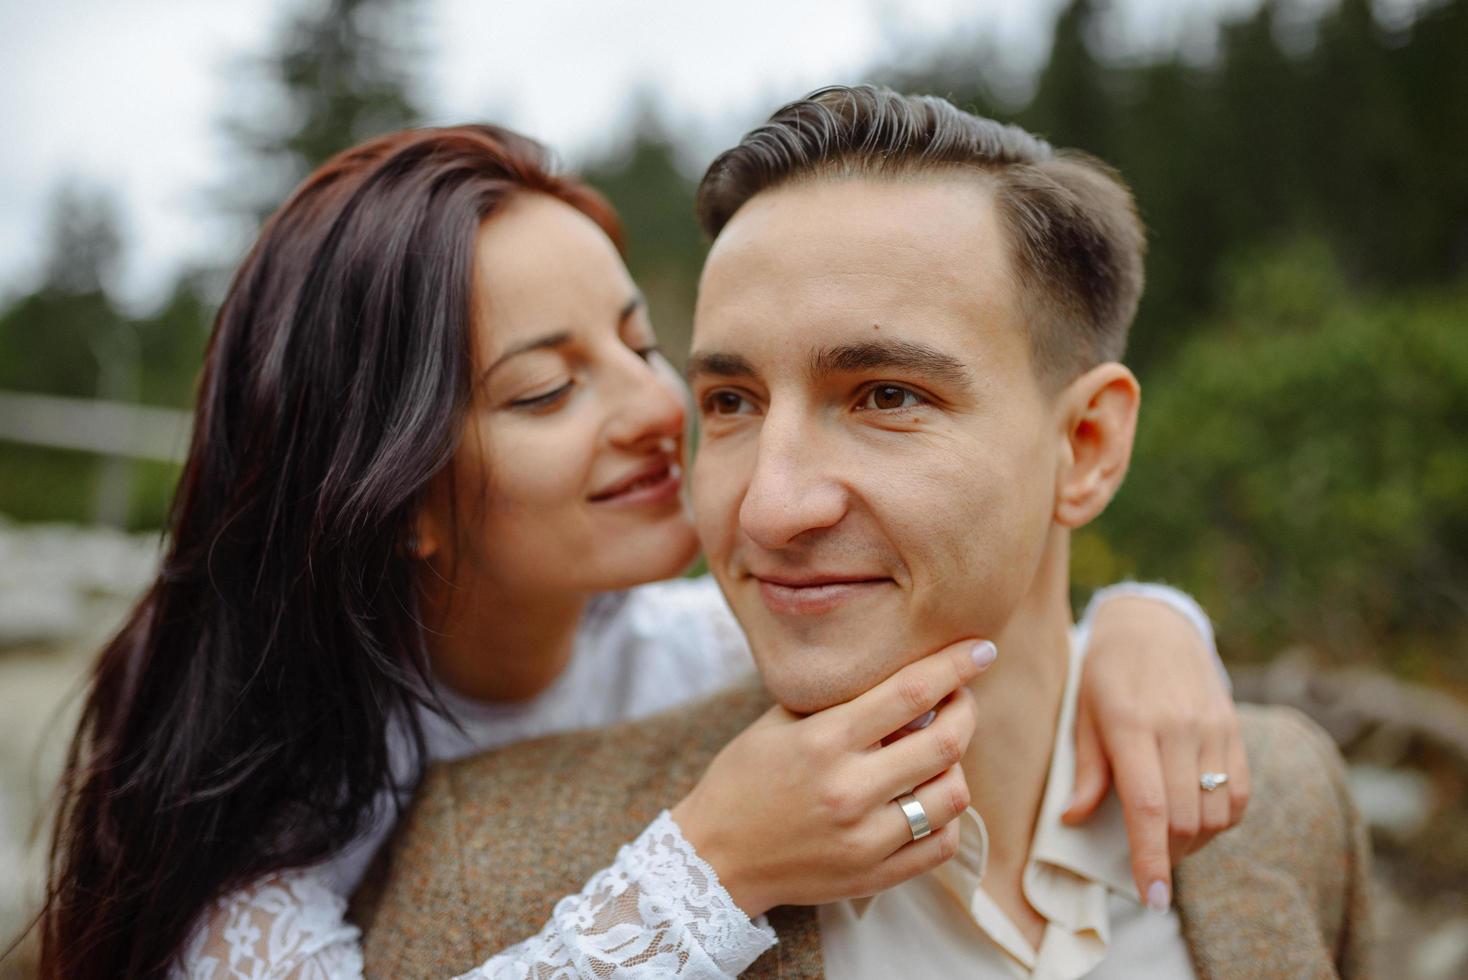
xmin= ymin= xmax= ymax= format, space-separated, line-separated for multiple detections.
xmin=1196 ymin=716 xmax=1234 ymax=844
xmin=745 ymin=703 xmax=801 ymax=731
xmin=868 ymin=688 xmax=977 ymax=801
xmin=1225 ymin=724 xmax=1252 ymax=826
xmin=1108 ymin=728 xmax=1174 ymax=911
xmin=863 ymin=820 xmax=962 ymax=897
xmin=877 ymin=763 xmax=970 ymax=855
xmin=1062 ymin=696 xmax=1111 ymax=825
xmin=836 ymin=639 xmax=996 ymax=747
xmin=1158 ymin=722 xmax=1203 ymax=864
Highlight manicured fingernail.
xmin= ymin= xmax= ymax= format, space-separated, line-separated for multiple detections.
xmin=1146 ymin=880 xmax=1171 ymax=914
xmin=971 ymin=641 xmax=998 ymax=669
xmin=903 ymin=710 xmax=937 ymax=731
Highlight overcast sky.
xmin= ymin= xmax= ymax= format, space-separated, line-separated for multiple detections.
xmin=1 ymin=0 xmax=1347 ymax=310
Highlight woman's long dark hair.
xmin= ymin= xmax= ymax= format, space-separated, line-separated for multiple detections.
xmin=36 ymin=125 xmax=622 ymax=978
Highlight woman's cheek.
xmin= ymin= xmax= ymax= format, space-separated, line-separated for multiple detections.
xmin=483 ymin=420 xmax=591 ymax=513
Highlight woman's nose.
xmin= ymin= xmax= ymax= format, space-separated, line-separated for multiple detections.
xmin=604 ymin=351 xmax=687 ymax=450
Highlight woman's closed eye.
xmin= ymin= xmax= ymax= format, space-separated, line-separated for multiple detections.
xmin=855 ymin=384 xmax=927 ymax=412
xmin=510 ymin=380 xmax=574 ymax=411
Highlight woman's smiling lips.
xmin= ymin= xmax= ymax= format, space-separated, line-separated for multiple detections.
xmin=752 ymin=572 xmax=894 ymax=615
xmin=588 ymin=458 xmax=683 ymax=508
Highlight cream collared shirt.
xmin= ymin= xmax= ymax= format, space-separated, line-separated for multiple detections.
xmin=818 ymin=631 xmax=1198 ymax=979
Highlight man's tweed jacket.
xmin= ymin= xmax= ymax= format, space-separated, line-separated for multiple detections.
xmin=351 ymin=677 xmax=1373 ymax=979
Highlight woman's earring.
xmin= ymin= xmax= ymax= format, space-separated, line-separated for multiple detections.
xmin=405 ymin=534 xmax=420 ymax=558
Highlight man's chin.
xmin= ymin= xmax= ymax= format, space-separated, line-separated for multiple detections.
xmin=754 ymin=643 xmax=907 ymax=716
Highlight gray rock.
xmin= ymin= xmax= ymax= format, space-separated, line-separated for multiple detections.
xmin=1413 ymin=918 xmax=1468 ymax=980
xmin=1346 ymin=763 xmax=1434 ymax=838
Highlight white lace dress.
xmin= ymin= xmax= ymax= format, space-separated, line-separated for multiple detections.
xmin=171 ymin=578 xmax=1214 ymax=980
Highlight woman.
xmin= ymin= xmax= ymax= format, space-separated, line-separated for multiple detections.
xmin=37 ymin=125 xmax=1244 ymax=979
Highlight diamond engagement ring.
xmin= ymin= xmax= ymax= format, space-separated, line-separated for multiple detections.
xmin=896 ymin=794 xmax=932 ymax=841
xmin=1200 ymin=772 xmax=1229 ymax=792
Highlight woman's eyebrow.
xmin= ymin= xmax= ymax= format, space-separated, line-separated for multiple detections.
xmin=481 ymin=331 xmax=573 ymax=383
xmin=481 ymin=295 xmax=644 ymax=384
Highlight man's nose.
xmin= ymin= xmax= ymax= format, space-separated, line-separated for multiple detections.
xmin=738 ymin=412 xmax=847 ymax=549
xmin=604 ymin=351 xmax=687 ymax=450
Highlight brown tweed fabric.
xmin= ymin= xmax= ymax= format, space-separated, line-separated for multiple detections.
xmin=353 ymin=684 xmax=1371 ymax=979
xmin=350 ymin=675 xmax=815 ymax=978
xmin=1176 ymin=704 xmax=1375 ymax=979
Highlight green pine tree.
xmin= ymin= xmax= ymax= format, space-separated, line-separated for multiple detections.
xmin=581 ymin=102 xmax=705 ymax=365
xmin=219 ymin=0 xmax=425 ymax=225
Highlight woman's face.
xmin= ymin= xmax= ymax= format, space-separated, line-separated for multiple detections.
xmin=419 ymin=192 xmax=698 ymax=599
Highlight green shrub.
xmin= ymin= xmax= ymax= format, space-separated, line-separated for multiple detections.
xmin=1080 ymin=239 xmax=1468 ymax=684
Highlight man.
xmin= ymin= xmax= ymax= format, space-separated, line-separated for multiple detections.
xmin=353 ymin=87 xmax=1371 ymax=978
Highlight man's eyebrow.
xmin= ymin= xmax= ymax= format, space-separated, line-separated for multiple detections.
xmin=810 ymin=338 xmax=974 ymax=389
xmin=481 ymin=293 xmax=644 ymax=383
xmin=685 ymin=351 xmax=757 ymax=383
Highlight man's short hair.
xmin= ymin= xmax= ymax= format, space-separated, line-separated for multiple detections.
xmin=695 ymin=85 xmax=1146 ymax=385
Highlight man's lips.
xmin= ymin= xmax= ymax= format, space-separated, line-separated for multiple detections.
xmin=751 ymin=572 xmax=893 ymax=615
xmin=588 ymin=458 xmax=682 ymax=506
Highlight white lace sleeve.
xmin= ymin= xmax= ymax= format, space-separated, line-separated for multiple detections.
xmin=462 ymin=810 xmax=777 ymax=980
xmin=171 ymin=812 xmax=775 ymax=980
xmin=171 ymin=871 xmax=363 ymax=979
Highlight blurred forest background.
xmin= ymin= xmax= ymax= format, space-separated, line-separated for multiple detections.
xmin=4 ymin=0 xmax=1465 ymax=682
xmin=1 ymin=0 xmax=1466 ymax=975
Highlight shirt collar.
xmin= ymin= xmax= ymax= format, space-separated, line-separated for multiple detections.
xmin=852 ymin=631 xmax=1140 ymax=926
xmin=1027 ymin=634 xmax=1141 ymax=904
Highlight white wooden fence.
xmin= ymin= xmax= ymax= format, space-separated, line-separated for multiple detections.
xmin=0 ymin=390 xmax=190 ymax=464
xmin=0 ymin=390 xmax=192 ymax=525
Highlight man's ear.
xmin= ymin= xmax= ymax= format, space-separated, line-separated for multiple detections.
xmin=1053 ymin=362 xmax=1140 ymax=529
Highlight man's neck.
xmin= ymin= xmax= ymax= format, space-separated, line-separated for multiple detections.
xmin=960 ymin=532 xmax=1074 ymax=887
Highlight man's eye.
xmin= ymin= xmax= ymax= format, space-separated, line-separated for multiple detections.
xmin=702 ymin=390 xmax=754 ymax=416
xmin=858 ymin=385 xmax=925 ymax=411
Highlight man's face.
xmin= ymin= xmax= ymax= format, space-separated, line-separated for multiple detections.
xmin=689 ymin=175 xmax=1065 ymax=713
